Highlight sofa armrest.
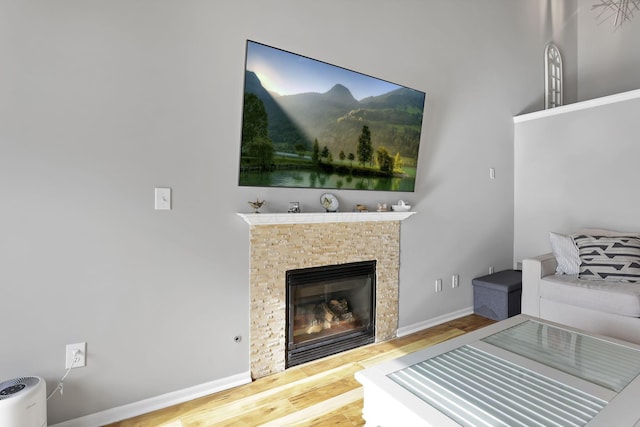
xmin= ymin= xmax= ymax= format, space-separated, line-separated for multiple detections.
xmin=521 ymin=253 xmax=557 ymax=317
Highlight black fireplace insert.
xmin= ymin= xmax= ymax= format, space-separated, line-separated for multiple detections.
xmin=286 ymin=260 xmax=376 ymax=368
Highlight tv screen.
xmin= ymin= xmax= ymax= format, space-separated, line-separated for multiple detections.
xmin=239 ymin=40 xmax=426 ymax=192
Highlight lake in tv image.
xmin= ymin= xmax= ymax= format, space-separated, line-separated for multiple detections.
xmin=239 ymin=40 xmax=426 ymax=192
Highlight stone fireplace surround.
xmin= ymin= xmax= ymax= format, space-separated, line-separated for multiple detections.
xmin=239 ymin=212 xmax=414 ymax=378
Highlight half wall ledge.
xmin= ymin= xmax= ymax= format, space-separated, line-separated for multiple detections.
xmin=237 ymin=211 xmax=416 ymax=225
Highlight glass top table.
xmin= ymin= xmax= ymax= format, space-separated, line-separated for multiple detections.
xmin=356 ymin=315 xmax=640 ymax=427
xmin=482 ymin=320 xmax=640 ymax=393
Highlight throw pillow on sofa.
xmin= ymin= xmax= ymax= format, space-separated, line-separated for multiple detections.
xmin=549 ymin=231 xmax=580 ymax=275
xmin=573 ymin=235 xmax=640 ymax=283
xmin=549 ymin=228 xmax=640 ymax=276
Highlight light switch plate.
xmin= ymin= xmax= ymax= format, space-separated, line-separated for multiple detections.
xmin=155 ymin=188 xmax=171 ymax=210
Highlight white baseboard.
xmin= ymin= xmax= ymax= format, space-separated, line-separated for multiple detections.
xmin=50 ymin=371 xmax=252 ymax=427
xmin=396 ymin=307 xmax=474 ymax=337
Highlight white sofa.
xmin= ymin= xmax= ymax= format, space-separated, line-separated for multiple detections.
xmin=522 ymin=252 xmax=640 ymax=344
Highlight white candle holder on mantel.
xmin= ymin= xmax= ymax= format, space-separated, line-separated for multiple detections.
xmin=236 ymin=211 xmax=415 ymax=226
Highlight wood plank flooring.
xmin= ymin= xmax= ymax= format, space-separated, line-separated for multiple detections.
xmin=104 ymin=314 xmax=494 ymax=427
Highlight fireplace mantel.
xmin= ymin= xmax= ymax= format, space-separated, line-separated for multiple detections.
xmin=237 ymin=211 xmax=415 ymax=225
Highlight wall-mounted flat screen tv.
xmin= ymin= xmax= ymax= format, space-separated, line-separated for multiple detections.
xmin=238 ymin=40 xmax=426 ymax=192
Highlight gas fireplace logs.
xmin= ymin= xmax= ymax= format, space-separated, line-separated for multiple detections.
xmin=298 ymin=299 xmax=356 ymax=335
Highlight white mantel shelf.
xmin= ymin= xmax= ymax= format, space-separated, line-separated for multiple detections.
xmin=237 ymin=211 xmax=416 ymax=225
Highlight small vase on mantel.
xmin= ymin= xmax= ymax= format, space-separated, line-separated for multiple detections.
xmin=248 ymin=199 xmax=265 ymax=213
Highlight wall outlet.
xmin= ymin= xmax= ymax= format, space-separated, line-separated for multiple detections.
xmin=66 ymin=342 xmax=86 ymax=369
xmin=452 ymin=274 xmax=459 ymax=288
xmin=435 ymin=279 xmax=442 ymax=293
xmin=489 ymin=266 xmax=494 ymax=274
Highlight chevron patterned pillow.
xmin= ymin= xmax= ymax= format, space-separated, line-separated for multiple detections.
xmin=573 ymin=235 xmax=640 ymax=283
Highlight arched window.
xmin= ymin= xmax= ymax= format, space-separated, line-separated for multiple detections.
xmin=544 ymin=42 xmax=563 ymax=109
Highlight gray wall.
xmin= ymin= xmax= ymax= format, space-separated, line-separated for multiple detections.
xmin=1 ymin=1 xmax=575 ymax=424
xmin=514 ymin=93 xmax=640 ymax=264
xmin=514 ymin=0 xmax=640 ymax=269
xmin=577 ymin=0 xmax=640 ymax=100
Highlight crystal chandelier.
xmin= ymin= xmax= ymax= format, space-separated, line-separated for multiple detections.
xmin=592 ymin=0 xmax=640 ymax=27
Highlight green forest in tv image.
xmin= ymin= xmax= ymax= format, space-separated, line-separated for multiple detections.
xmin=238 ymin=41 xmax=426 ymax=192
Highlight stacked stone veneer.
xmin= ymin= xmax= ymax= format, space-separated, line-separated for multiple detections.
xmin=249 ymin=220 xmax=401 ymax=379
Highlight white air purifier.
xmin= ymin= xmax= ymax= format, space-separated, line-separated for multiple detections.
xmin=0 ymin=376 xmax=47 ymax=427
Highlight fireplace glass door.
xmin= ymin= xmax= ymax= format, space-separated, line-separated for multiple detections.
xmin=286 ymin=260 xmax=376 ymax=367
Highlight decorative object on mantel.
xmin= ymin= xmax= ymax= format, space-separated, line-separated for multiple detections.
xmin=376 ymin=203 xmax=388 ymax=212
xmin=544 ymin=42 xmax=563 ymax=109
xmin=592 ymin=0 xmax=640 ymax=28
xmin=288 ymin=202 xmax=301 ymax=213
xmin=320 ymin=193 xmax=339 ymax=212
xmin=391 ymin=200 xmax=411 ymax=212
xmin=248 ymin=199 xmax=265 ymax=213
xmin=355 ymin=204 xmax=369 ymax=212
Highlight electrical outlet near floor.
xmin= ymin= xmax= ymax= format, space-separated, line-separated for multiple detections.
xmin=66 ymin=342 xmax=86 ymax=369
xmin=435 ymin=279 xmax=442 ymax=292
xmin=452 ymin=274 xmax=459 ymax=288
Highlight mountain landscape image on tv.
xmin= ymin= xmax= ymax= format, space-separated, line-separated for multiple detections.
xmin=239 ymin=40 xmax=426 ymax=192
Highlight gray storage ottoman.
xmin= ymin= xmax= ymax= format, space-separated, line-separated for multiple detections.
xmin=472 ymin=270 xmax=522 ymax=321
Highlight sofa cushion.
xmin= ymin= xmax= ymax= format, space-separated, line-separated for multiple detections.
xmin=548 ymin=229 xmax=639 ymax=276
xmin=540 ymin=274 xmax=640 ymax=317
xmin=549 ymin=231 xmax=580 ymax=275
xmin=573 ymin=235 xmax=640 ymax=283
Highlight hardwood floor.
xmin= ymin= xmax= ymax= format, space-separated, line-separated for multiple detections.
xmin=104 ymin=314 xmax=494 ymax=427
